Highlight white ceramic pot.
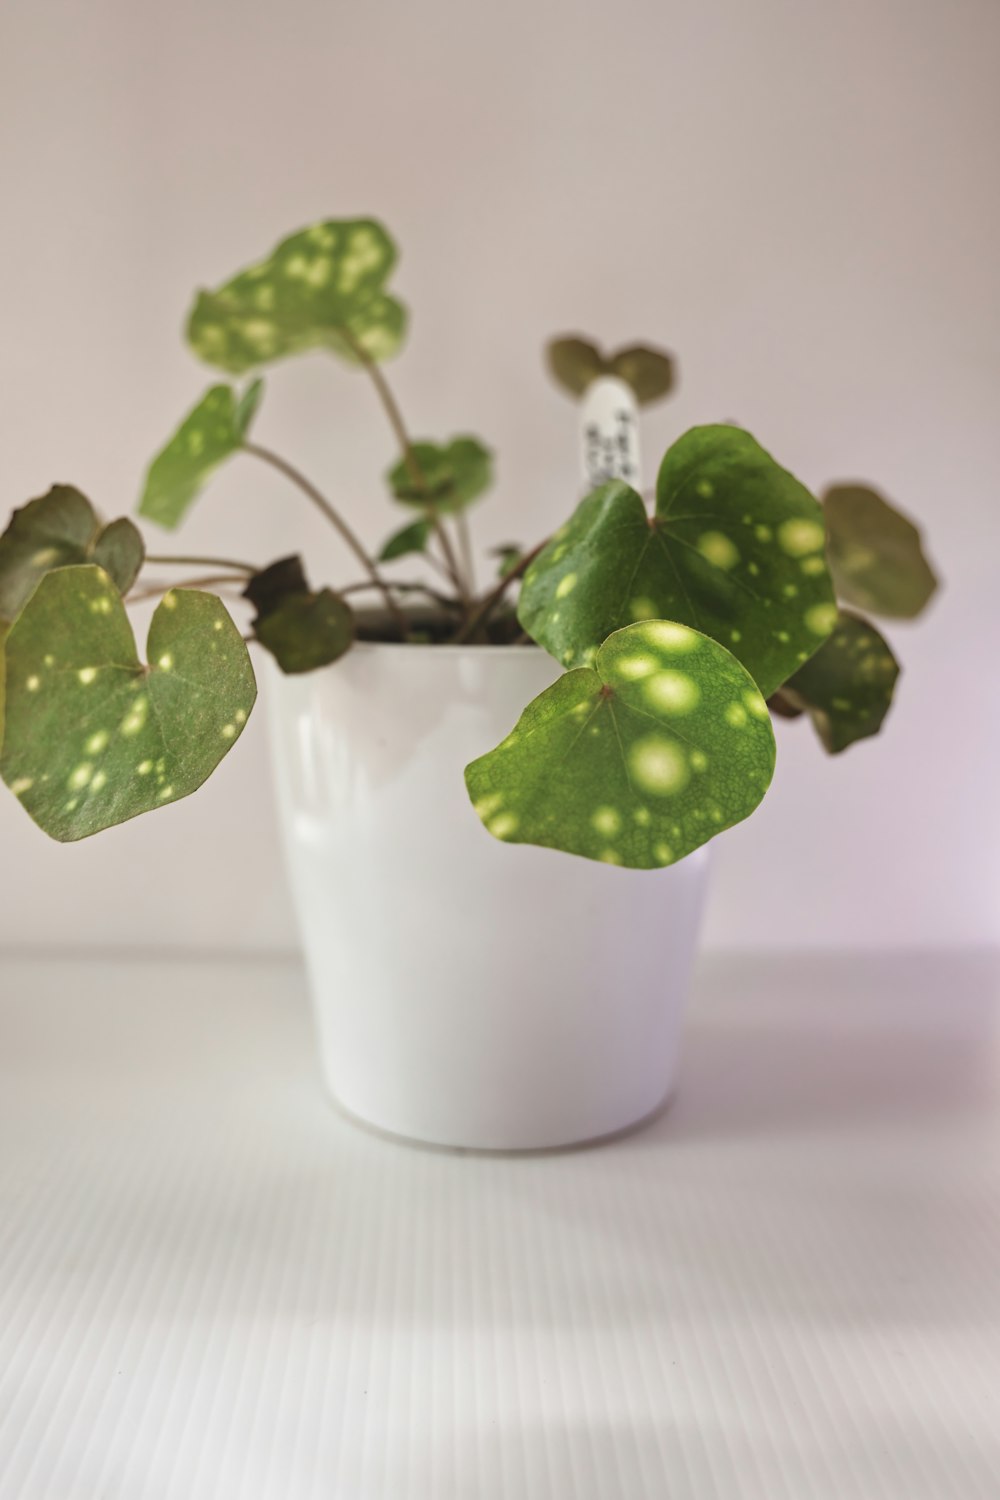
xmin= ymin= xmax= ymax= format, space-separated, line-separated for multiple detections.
xmin=267 ymin=643 xmax=711 ymax=1150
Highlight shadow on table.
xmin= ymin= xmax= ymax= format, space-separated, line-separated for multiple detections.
xmin=635 ymin=949 xmax=1000 ymax=1147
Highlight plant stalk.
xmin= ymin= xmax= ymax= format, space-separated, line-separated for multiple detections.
xmin=452 ymin=539 xmax=548 ymax=644
xmin=242 ymin=440 xmax=409 ymax=639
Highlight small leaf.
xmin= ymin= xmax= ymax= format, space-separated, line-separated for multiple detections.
xmin=824 ymin=484 xmax=938 ymax=619
xmin=386 ymin=435 xmax=493 ymax=513
xmin=780 ymin=609 xmax=900 ymax=754
xmin=187 ymin=218 xmax=407 ymax=374
xmin=465 ymin=619 xmax=775 ymax=868
xmin=138 ymin=383 xmax=259 ymax=530
xmin=0 ymin=486 xmax=144 ymax=622
xmin=546 ymin=336 xmax=608 ymax=398
xmin=518 ymin=426 xmax=837 ymax=698
xmin=491 ymin=543 xmax=524 ymax=579
xmin=233 ymin=376 xmax=265 ymax=436
xmin=0 ymin=621 xmax=9 ymax=752
xmin=1 ymin=565 xmax=255 ymax=841
xmin=608 ymin=344 xmax=676 ymax=405
xmin=379 ymin=518 xmax=432 ymax=562
xmin=243 ymin=555 xmax=354 ymax=675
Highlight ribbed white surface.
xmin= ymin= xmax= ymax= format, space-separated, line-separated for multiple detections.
xmin=1 ymin=950 xmax=998 ymax=1499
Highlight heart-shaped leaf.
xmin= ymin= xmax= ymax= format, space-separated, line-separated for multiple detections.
xmin=608 ymin=345 xmax=676 ymax=405
xmin=518 ymin=425 xmax=837 ymax=698
xmin=823 ymin=484 xmax=938 ymax=619
xmin=547 ymin=336 xmax=608 ymax=397
xmin=243 ymin=555 xmax=353 ymax=674
xmin=1 ymin=565 xmax=255 ymax=841
xmin=466 ymin=620 xmax=775 ymax=867
xmin=378 ymin=518 xmax=432 ymax=562
xmin=386 ymin=435 xmax=493 ymax=512
xmin=547 ymin=334 xmax=676 ymax=405
xmin=0 ymin=486 xmax=144 ymax=623
xmin=138 ymin=381 xmax=262 ymax=530
xmin=779 ymin=609 xmax=899 ymax=754
xmin=187 ymin=219 xmax=407 ymax=375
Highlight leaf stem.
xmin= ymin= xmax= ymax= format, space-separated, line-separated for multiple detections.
xmin=452 ymin=539 xmax=549 ymax=644
xmin=144 ymin=553 xmax=256 ymax=574
xmin=337 ymin=328 xmax=472 ymax=609
xmin=241 ymin=440 xmax=410 ymax=639
xmin=129 ymin=573 xmax=251 ymax=602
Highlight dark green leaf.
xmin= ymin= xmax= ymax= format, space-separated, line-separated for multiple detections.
xmin=253 ymin=591 xmax=354 ymax=674
xmin=465 ymin=619 xmax=775 ymax=868
xmin=518 ymin=426 xmax=837 ymax=698
xmin=138 ymin=383 xmax=259 ymax=530
xmin=780 ymin=609 xmax=900 ymax=753
xmin=0 ymin=486 xmax=144 ymax=622
xmin=187 ymin=219 xmax=406 ymax=374
xmin=546 ymin=336 xmax=608 ymax=397
xmin=243 ymin=555 xmax=354 ymax=674
xmin=386 ymin=435 xmax=493 ymax=513
xmin=491 ymin=543 xmax=524 ymax=579
xmin=1 ymin=566 xmax=255 ymax=841
xmin=379 ymin=518 xmax=432 ymax=562
xmin=824 ymin=484 xmax=938 ymax=619
xmin=608 ymin=344 xmax=676 ymax=405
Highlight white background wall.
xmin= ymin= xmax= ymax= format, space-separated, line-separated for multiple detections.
xmin=1 ymin=0 xmax=997 ymax=954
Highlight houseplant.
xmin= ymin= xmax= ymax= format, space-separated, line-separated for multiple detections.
xmin=0 ymin=217 xmax=938 ymax=1147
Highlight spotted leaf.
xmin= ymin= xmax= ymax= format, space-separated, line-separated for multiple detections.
xmin=386 ymin=436 xmax=493 ymax=513
xmin=1 ymin=565 xmax=256 ymax=841
xmin=378 ymin=518 xmax=432 ymax=562
xmin=824 ymin=484 xmax=938 ymax=620
xmin=138 ymin=381 xmax=263 ymax=529
xmin=779 ymin=609 xmax=899 ymax=754
xmin=466 ymin=620 xmax=775 ymax=868
xmin=187 ymin=219 xmax=407 ymax=375
xmin=0 ymin=486 xmax=143 ymax=623
xmin=518 ymin=426 xmax=837 ymax=697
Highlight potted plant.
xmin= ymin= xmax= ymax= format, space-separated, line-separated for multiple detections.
xmin=0 ymin=217 xmax=938 ymax=1149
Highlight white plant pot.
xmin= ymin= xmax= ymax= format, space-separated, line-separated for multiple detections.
xmin=267 ymin=643 xmax=711 ymax=1151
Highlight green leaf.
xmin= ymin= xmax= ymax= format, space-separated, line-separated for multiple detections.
xmin=608 ymin=344 xmax=676 ymax=405
xmin=465 ymin=619 xmax=775 ymax=868
xmin=378 ymin=518 xmax=432 ymax=562
xmin=243 ymin=555 xmax=354 ymax=675
xmin=0 ymin=486 xmax=144 ymax=623
xmin=546 ymin=336 xmax=608 ymax=397
xmin=823 ymin=484 xmax=938 ymax=620
xmin=138 ymin=382 xmax=262 ymax=530
xmin=0 ymin=621 xmax=9 ymax=752
xmin=779 ymin=609 xmax=899 ymax=754
xmin=518 ymin=426 xmax=837 ymax=698
xmin=491 ymin=543 xmax=525 ymax=579
xmin=187 ymin=219 xmax=407 ymax=375
xmin=386 ymin=435 xmax=493 ymax=513
xmin=1 ymin=565 xmax=255 ymax=841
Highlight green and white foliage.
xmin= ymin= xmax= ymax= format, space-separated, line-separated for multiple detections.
xmin=547 ymin=335 xmax=675 ymax=405
xmin=188 ymin=219 xmax=406 ymax=374
xmin=386 ymin=436 xmax=493 ymax=513
xmin=779 ymin=609 xmax=899 ymax=754
xmin=139 ymin=381 xmax=263 ymax=529
xmin=243 ymin=556 xmax=353 ymax=675
xmin=518 ymin=426 xmax=837 ymax=698
xmin=1 ymin=566 xmax=255 ymax=841
xmin=823 ymin=484 xmax=938 ymax=620
xmin=0 ymin=486 xmax=143 ymax=622
xmin=466 ymin=620 xmax=775 ymax=868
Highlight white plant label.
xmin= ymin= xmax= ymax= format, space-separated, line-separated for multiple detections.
xmin=579 ymin=375 xmax=641 ymax=490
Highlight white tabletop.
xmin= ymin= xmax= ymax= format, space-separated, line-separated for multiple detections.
xmin=1 ymin=949 xmax=998 ymax=1500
